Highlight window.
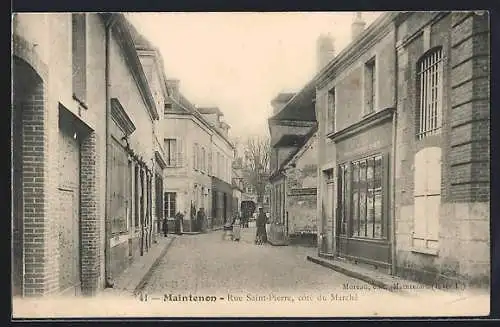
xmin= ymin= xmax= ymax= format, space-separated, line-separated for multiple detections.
xmin=134 ymin=165 xmax=140 ymax=227
xmin=416 ymin=47 xmax=444 ymax=139
xmin=110 ymin=138 xmax=130 ymax=234
xmin=326 ymin=88 xmax=336 ymax=133
xmin=413 ymin=147 xmax=441 ymax=251
xmin=165 ymin=138 xmax=177 ymax=167
xmin=72 ymin=13 xmax=87 ymax=104
xmin=164 ymin=192 xmax=177 ymax=218
xmin=217 ymin=152 xmax=221 ymax=177
xmin=349 ymin=155 xmax=384 ymax=239
xmin=193 ymin=143 xmax=198 ymax=170
xmin=201 ymin=147 xmax=206 ymax=172
xmin=208 ymin=150 xmax=213 ymax=175
xmin=364 ymin=58 xmax=376 ymax=114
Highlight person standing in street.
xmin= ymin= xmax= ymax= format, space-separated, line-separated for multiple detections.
xmin=255 ymin=207 xmax=267 ymax=245
xmin=232 ymin=212 xmax=241 ymax=241
xmin=162 ymin=216 xmax=168 ymax=237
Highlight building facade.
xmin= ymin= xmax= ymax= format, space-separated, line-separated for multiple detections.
xmin=162 ymin=88 xmax=235 ymax=232
xmin=315 ymin=12 xmax=490 ymax=287
xmin=12 ymin=13 xmax=167 ymax=297
xmin=269 ymin=128 xmax=319 ymax=246
xmin=268 ymin=86 xmax=317 ymax=245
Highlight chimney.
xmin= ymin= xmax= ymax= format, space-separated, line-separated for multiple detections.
xmin=166 ymin=79 xmax=180 ymax=101
xmin=316 ymin=33 xmax=336 ymax=72
xmin=351 ymin=12 xmax=366 ymax=41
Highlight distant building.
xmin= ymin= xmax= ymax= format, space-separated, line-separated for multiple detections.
xmin=162 ymin=84 xmax=235 ymax=232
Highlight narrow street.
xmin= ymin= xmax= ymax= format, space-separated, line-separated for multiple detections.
xmin=142 ymin=227 xmax=375 ymax=296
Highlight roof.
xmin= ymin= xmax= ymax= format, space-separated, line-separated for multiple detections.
xmin=197 ymin=107 xmax=223 ymax=116
xmin=271 ymin=92 xmax=296 ymax=104
xmin=273 ymin=134 xmax=304 ymax=148
xmin=269 ymin=80 xmax=316 ymax=122
xmin=269 ymin=125 xmax=318 ymax=181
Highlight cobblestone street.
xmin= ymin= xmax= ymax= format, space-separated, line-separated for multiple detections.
xmin=142 ymin=227 xmax=374 ymax=296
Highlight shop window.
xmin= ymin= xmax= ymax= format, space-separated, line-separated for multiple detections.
xmin=413 ymin=147 xmax=441 ymax=252
xmin=416 ymin=47 xmax=444 ymax=140
xmin=349 ymin=154 xmax=384 ymax=239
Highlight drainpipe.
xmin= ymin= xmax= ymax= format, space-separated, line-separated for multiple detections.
xmin=390 ymin=22 xmax=399 ymax=276
xmin=104 ymin=14 xmax=117 ymax=288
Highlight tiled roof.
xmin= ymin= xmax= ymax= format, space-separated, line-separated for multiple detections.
xmin=269 ymin=81 xmax=316 ymax=122
xmin=273 ymin=134 xmax=304 ymax=148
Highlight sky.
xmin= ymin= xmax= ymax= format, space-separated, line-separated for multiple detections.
xmin=126 ymin=12 xmax=383 ymax=141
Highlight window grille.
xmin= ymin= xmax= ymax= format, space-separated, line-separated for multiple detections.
xmin=416 ymin=47 xmax=444 ymax=139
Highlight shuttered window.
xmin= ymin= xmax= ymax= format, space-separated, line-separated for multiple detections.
xmin=110 ymin=138 xmax=130 ymax=234
xmin=208 ymin=150 xmax=213 ymax=175
xmin=416 ymin=47 xmax=444 ymax=139
xmin=326 ymin=88 xmax=336 ymax=133
xmin=176 ymin=138 xmax=184 ymax=167
xmin=72 ymin=13 xmax=87 ymax=104
xmin=413 ymin=147 xmax=441 ymax=250
xmin=364 ymin=57 xmax=376 ymax=114
xmin=165 ymin=138 xmax=177 ymax=167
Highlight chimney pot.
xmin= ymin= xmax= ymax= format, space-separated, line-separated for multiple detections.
xmin=351 ymin=12 xmax=367 ymax=41
xmin=316 ymin=33 xmax=336 ymax=72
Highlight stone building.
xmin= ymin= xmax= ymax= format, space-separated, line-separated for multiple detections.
xmin=12 ymin=13 xmax=167 ymax=297
xmin=162 ymin=89 xmax=235 ymax=232
xmin=268 ymin=85 xmax=318 ymax=245
xmin=314 ymin=12 xmax=490 ymax=287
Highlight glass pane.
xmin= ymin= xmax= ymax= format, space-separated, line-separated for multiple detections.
xmin=352 ymin=191 xmax=359 ymax=237
xmin=374 ymin=189 xmax=383 ymax=238
xmin=359 ymin=161 xmax=366 ymax=182
xmin=366 ymin=190 xmax=374 ymax=238
xmin=359 ymin=189 xmax=367 ymax=237
xmin=374 ymin=156 xmax=382 ymax=189
xmin=353 ymin=162 xmax=359 ymax=183
xmin=367 ymin=158 xmax=374 ymax=182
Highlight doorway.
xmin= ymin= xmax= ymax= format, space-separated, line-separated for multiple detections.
xmin=57 ymin=111 xmax=82 ymax=296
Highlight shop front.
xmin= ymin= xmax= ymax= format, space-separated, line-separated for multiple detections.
xmin=211 ymin=176 xmax=233 ymax=229
xmin=331 ymin=108 xmax=394 ymax=272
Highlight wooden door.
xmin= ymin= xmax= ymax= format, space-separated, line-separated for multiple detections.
xmin=58 ymin=127 xmax=81 ymax=295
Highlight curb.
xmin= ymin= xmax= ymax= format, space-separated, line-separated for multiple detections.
xmin=306 ymin=255 xmax=408 ymax=294
xmin=133 ymin=237 xmax=177 ymax=296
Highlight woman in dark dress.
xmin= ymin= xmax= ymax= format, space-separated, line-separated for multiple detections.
xmin=255 ymin=207 xmax=267 ymax=245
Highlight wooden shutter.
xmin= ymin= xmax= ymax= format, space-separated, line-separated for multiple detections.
xmin=208 ymin=150 xmax=212 ymax=175
xmin=413 ymin=149 xmax=427 ymax=241
xmin=177 ymin=138 xmax=183 ymax=167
